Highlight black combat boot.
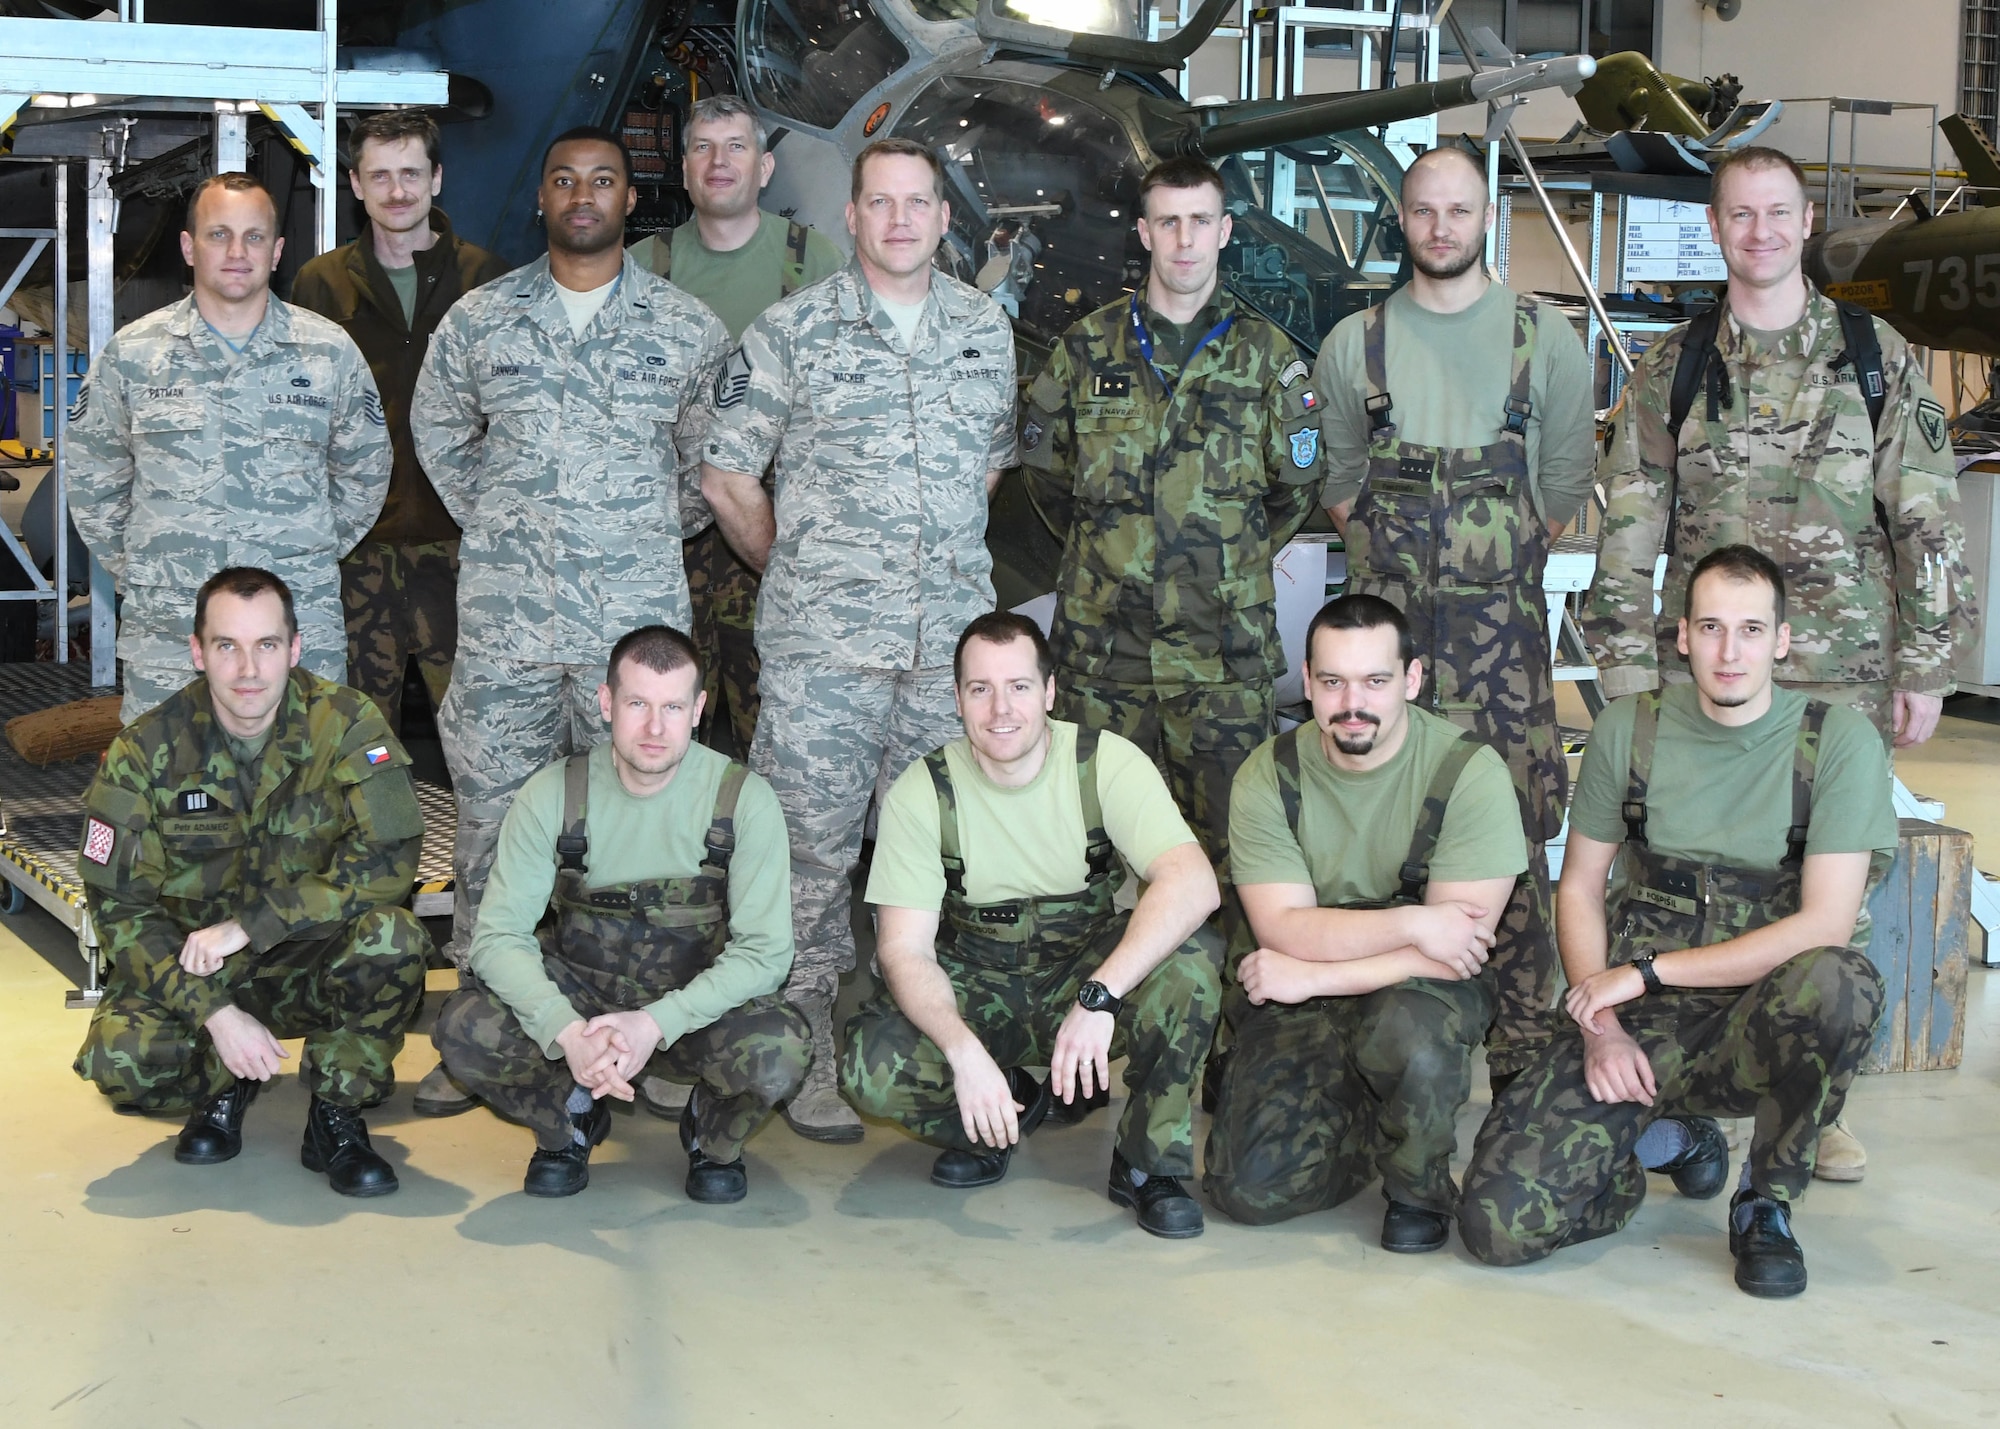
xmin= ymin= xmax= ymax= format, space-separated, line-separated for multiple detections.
xmin=524 ymin=1097 xmax=613 ymax=1198
xmin=1107 ymin=1149 xmax=1204 ymax=1239
xmin=1651 ymin=1116 xmax=1731 ymax=1200
xmin=929 ymin=1067 xmax=1051 ymax=1190
xmin=680 ymin=1087 xmax=748 ymax=1204
xmin=1381 ymin=1199 xmax=1452 ymax=1253
xmin=174 ymin=1078 xmax=260 ymax=1165
xmin=300 ymin=1095 xmax=398 ymax=1197
xmin=1046 ymin=1079 xmax=1109 ymax=1126
xmin=1730 ymin=1188 xmax=1808 ymax=1298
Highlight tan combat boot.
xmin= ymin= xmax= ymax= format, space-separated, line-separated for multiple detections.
xmin=779 ymin=995 xmax=863 ymax=1144
xmin=1814 ymin=1117 xmax=1867 ymax=1183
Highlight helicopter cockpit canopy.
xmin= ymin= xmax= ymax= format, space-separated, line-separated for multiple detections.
xmin=742 ymin=0 xmax=910 ymax=132
xmin=984 ymin=1 xmax=1142 ymax=38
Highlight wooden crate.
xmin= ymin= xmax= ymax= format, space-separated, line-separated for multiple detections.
xmin=1861 ymin=819 xmax=1974 ymax=1074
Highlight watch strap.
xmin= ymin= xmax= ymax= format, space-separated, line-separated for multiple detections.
xmin=1633 ymin=955 xmax=1664 ymax=995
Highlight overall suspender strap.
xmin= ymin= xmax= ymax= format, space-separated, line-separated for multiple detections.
xmin=703 ymin=763 xmax=747 ymax=880
xmin=556 ymin=753 xmax=590 ymax=872
xmin=1272 ymin=726 xmax=1304 ymax=840
xmin=926 ymin=749 xmax=966 ymax=899
xmin=780 ymin=219 xmax=811 ymax=298
xmin=1074 ymin=727 xmax=1118 ymax=882
xmin=1500 ymin=295 xmax=1538 ymax=438
xmin=1361 ymin=303 xmax=1394 ymax=435
xmin=1127 ymin=292 xmax=1233 ymax=399
xmin=1396 ymin=735 xmax=1482 ymax=902
xmin=1786 ymin=701 xmax=1829 ymax=869
xmin=1623 ymin=690 xmax=1663 ymax=847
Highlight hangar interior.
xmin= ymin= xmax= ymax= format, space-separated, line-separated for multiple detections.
xmin=2 ymin=1 xmax=1999 ymax=1422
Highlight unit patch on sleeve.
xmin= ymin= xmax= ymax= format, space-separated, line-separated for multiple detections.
xmin=1021 ymin=420 xmax=1044 ymax=452
xmin=1290 ymin=427 xmax=1320 ymax=469
xmin=1915 ymin=397 xmax=1948 ymax=453
xmin=83 ymin=818 xmax=116 ymax=866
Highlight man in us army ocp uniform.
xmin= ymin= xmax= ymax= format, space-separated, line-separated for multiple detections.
xmin=409 ymin=126 xmax=729 ymax=1116
xmin=1583 ymin=145 xmax=1973 ymax=1179
xmin=700 ymin=137 xmax=1017 ymax=1143
xmin=1017 ymin=155 xmax=1319 ymax=972
xmin=73 ymin=568 xmax=430 ymax=1198
xmin=1313 ymin=145 xmax=1597 ymax=1095
xmin=69 ymin=173 xmax=391 ymax=724
xmin=630 ymin=96 xmax=843 ymax=756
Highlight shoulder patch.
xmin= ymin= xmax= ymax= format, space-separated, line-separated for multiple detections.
xmin=361 ymin=390 xmax=386 ymax=427
xmin=1915 ymin=397 xmax=1948 ymax=454
xmin=1278 ymin=359 xmax=1310 ymax=390
xmin=82 ymin=818 xmax=116 ymax=866
xmin=712 ymin=347 xmax=753 ymax=411
xmin=1290 ymin=427 xmax=1320 ymax=469
xmin=1021 ymin=419 xmax=1044 ymax=452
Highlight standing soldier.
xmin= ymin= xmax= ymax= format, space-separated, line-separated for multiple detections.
xmin=1312 ymin=145 xmax=1596 ymax=1093
xmin=699 ymin=138 xmax=1017 ymax=1143
xmin=407 ymin=127 xmax=729 ymax=1116
xmin=73 ymin=568 xmax=430 ymax=1198
xmin=69 ymin=173 xmax=391 ymax=723
xmin=291 ymin=109 xmax=509 ymax=734
xmin=1583 ymin=145 xmax=1972 ymax=1178
xmin=1017 ymin=155 xmax=1319 ymax=943
xmin=630 ymin=95 xmax=844 ymax=759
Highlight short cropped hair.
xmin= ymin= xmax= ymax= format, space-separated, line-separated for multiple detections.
xmin=953 ymin=611 xmax=1054 ymax=686
xmin=349 ymin=109 xmax=442 ymax=169
xmin=1306 ymin=593 xmax=1415 ymax=668
xmin=542 ymin=124 xmax=633 ymax=183
xmin=1709 ymin=145 xmax=1808 ymax=209
xmin=607 ymin=624 xmax=702 ymax=692
xmin=1405 ymin=142 xmax=1489 ymax=193
xmin=851 ymin=137 xmax=943 ymax=203
xmin=1138 ymin=156 xmax=1225 ymax=216
xmin=1686 ymin=543 xmax=1787 ymax=624
xmin=194 ymin=566 xmax=297 ymax=638
xmin=689 ymin=94 xmax=769 ymax=153
xmin=184 ymin=172 xmax=277 ymax=234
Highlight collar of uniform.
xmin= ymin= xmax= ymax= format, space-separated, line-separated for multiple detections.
xmin=188 ymin=666 xmax=314 ymax=805
xmin=510 ymin=251 xmax=655 ymax=336
xmin=165 ymin=291 xmax=300 ymax=359
xmin=348 ymin=206 xmax=460 ymax=299
xmin=832 ymin=255 xmax=969 ymax=326
xmin=1136 ymin=279 xmax=1236 ymax=332
xmin=1717 ymin=282 xmax=1835 ymax=365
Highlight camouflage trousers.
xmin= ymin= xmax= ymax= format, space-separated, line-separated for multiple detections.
xmin=750 ymin=657 xmax=959 ymax=1005
xmin=340 ymin=539 xmax=459 ymax=737
xmin=436 ymin=972 xmax=808 ymax=1159
xmin=438 ymin=653 xmax=607 ymax=964
xmin=1485 ymin=839 xmax=1556 ymax=1083
xmin=841 ymin=918 xmax=1225 ymax=1178
xmin=119 ymin=574 xmax=346 ymax=724
xmin=1203 ymin=974 xmax=1494 ymax=1223
xmin=685 ymin=525 xmax=762 ymax=759
xmin=73 ymin=906 xmax=428 ymax=1111
xmin=1457 ymin=945 xmax=1884 ymax=1267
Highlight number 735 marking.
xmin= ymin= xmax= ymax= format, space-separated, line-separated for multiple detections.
xmin=1903 ymin=253 xmax=2000 ymax=311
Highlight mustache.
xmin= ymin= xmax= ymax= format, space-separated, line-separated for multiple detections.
xmin=1326 ymin=710 xmax=1380 ymax=727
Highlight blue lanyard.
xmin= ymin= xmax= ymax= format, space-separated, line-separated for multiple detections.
xmin=1129 ymin=293 xmax=1232 ymax=397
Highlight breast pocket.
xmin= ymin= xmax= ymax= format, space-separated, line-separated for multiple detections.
xmin=157 ymin=815 xmax=247 ymax=900
xmin=1072 ymin=409 xmax=1148 ymax=504
xmin=1440 ymin=469 xmax=1538 ymax=587
xmin=1352 ymin=466 xmax=1435 ymax=586
xmin=806 ymin=370 xmax=903 ymax=467
xmin=131 ymin=398 xmax=214 ymax=500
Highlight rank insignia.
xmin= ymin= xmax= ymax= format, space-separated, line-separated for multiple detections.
xmin=713 ymin=348 xmax=753 ymax=410
xmin=176 ymin=790 xmax=212 ymax=814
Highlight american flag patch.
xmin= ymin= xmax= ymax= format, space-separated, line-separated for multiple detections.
xmin=83 ymin=818 xmax=116 ymax=865
xmin=366 ymin=746 xmax=391 ymax=765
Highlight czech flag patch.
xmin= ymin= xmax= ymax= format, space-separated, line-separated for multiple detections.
xmin=83 ymin=817 xmax=116 ymax=865
xmin=366 ymin=746 xmax=391 ymax=765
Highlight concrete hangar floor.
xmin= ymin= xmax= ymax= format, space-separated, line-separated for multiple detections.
xmin=1 ymin=708 xmax=1997 ymax=1425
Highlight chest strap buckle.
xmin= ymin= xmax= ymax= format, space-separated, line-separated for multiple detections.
xmin=1502 ymin=396 xmax=1533 ymax=437
xmin=555 ymin=832 xmax=588 ymax=872
xmin=1365 ymin=392 xmax=1395 ymax=435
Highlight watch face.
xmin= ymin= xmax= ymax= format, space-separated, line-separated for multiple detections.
xmin=1079 ymin=981 xmax=1109 ymax=1010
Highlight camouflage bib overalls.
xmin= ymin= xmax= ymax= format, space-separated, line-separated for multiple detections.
xmin=842 ymin=730 xmax=1223 ymax=1177
xmin=1343 ymin=295 xmax=1562 ymax=1077
xmin=436 ymin=755 xmax=808 ymax=1157
xmin=1459 ymin=694 xmax=1888 ymax=1266
xmin=1205 ymin=725 xmax=1496 ymax=1223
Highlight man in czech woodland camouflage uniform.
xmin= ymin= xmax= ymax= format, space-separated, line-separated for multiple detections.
xmin=74 ymin=568 xmax=428 ymax=1198
xmin=1466 ymin=546 xmax=1896 ymax=1298
xmin=699 ymin=138 xmax=1016 ymax=1143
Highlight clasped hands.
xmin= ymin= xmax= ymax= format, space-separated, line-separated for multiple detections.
xmin=555 ymin=1010 xmax=664 ymax=1101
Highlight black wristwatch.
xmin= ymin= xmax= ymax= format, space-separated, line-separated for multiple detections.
xmin=1077 ymin=980 xmax=1123 ymax=1015
xmin=1631 ymin=955 xmax=1664 ymax=995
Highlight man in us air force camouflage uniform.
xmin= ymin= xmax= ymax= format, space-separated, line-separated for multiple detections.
xmin=74 ymin=569 xmax=429 ymax=1198
xmin=1465 ymin=547 xmax=1895 ymax=1299
xmin=698 ymin=138 xmax=1016 ymax=1143
xmin=1582 ymin=145 xmax=1973 ymax=1180
xmin=69 ymin=173 xmax=391 ymax=724
xmin=1018 ymin=155 xmax=1318 ymax=890
xmin=408 ymin=129 xmax=727 ymax=1102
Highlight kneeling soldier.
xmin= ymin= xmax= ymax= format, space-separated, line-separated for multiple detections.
xmin=435 ymin=625 xmax=807 ymax=1200
xmin=1459 ymin=546 xmax=1894 ymax=1297
xmin=1204 ymin=594 xmax=1526 ymax=1251
xmin=843 ymin=613 xmax=1224 ymax=1238
xmin=74 ymin=567 xmax=429 ymax=1197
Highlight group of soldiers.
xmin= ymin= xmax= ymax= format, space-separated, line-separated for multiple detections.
xmin=59 ymin=100 xmax=1972 ymax=1297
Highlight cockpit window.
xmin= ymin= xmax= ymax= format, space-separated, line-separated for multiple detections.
xmin=894 ymin=75 xmax=1146 ymax=345
xmin=991 ymin=1 xmax=1143 ymax=37
xmin=742 ymin=0 xmax=910 ymax=132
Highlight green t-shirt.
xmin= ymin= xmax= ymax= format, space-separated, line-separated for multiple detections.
xmin=866 ymin=720 xmax=1198 ymax=910
xmin=382 ymin=261 xmax=419 ymax=324
xmin=1314 ymin=281 xmax=1597 ymax=525
xmin=630 ymin=210 xmax=845 ymax=341
xmin=467 ymin=741 xmax=795 ymax=1056
xmin=1230 ymin=705 xmax=1528 ymax=905
xmin=224 ymin=725 xmax=274 ymax=805
xmin=1570 ymin=683 xmax=1896 ymax=869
